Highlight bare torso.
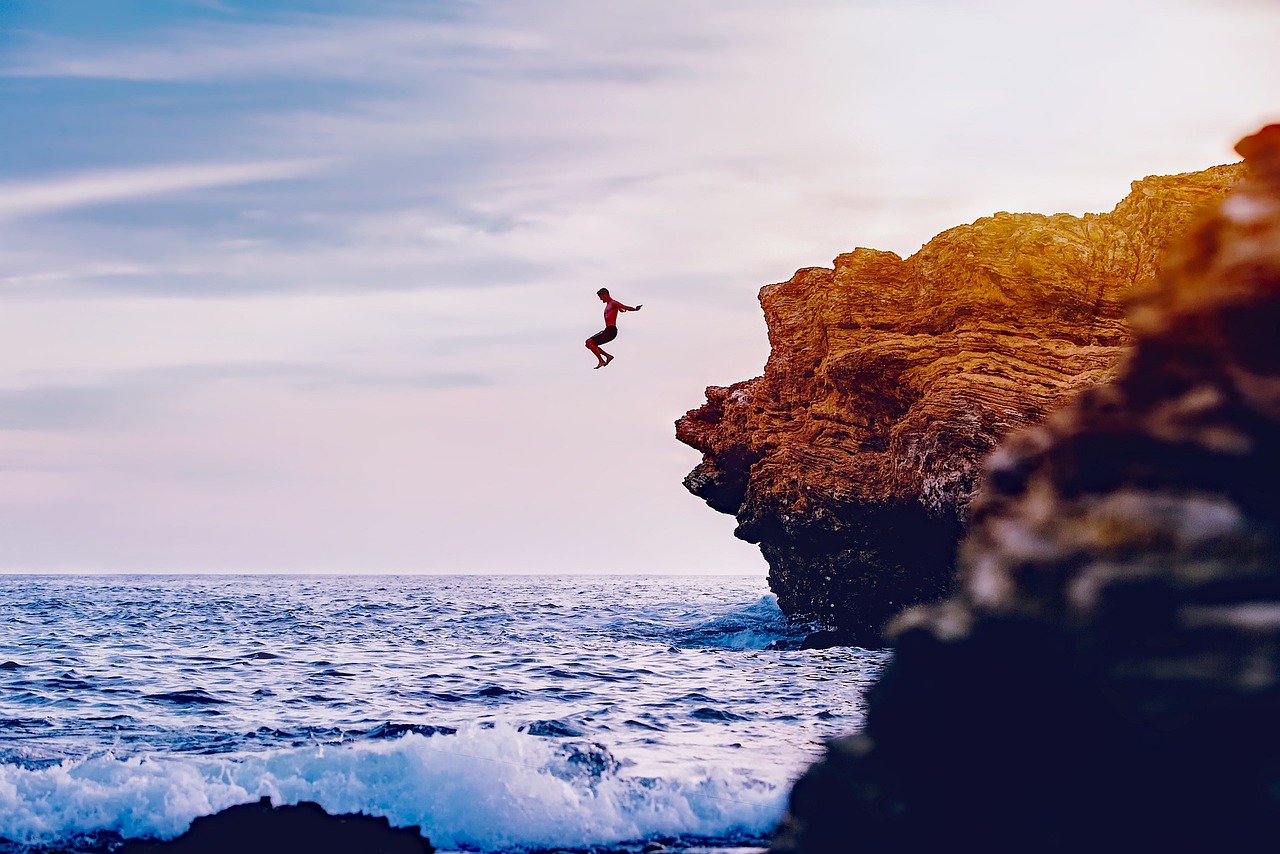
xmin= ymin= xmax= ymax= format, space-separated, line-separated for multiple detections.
xmin=603 ymin=299 xmax=622 ymax=326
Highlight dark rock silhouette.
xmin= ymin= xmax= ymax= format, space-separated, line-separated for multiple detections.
xmin=116 ymin=796 xmax=433 ymax=854
xmin=769 ymin=125 xmax=1280 ymax=852
xmin=677 ymin=162 xmax=1244 ymax=645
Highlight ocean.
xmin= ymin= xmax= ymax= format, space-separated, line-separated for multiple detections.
xmin=0 ymin=574 xmax=888 ymax=853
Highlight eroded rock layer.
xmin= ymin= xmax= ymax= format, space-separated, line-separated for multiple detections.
xmin=678 ymin=162 xmax=1244 ymax=644
xmin=769 ymin=125 xmax=1280 ymax=853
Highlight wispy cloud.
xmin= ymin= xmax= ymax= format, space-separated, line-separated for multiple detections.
xmin=145 ymin=360 xmax=495 ymax=391
xmin=0 ymin=385 xmax=125 ymax=431
xmin=0 ymin=361 xmax=492 ymax=432
xmin=0 ymin=16 xmax=553 ymax=83
xmin=1 ymin=0 xmax=1277 ymax=573
xmin=0 ymin=159 xmax=329 ymax=222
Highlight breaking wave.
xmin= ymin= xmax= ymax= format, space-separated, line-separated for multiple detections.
xmin=0 ymin=724 xmax=785 ymax=852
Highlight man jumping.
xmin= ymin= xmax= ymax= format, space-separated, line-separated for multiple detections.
xmin=586 ymin=288 xmax=642 ymax=369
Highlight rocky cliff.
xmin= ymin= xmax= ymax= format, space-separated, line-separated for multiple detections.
xmin=769 ymin=125 xmax=1280 ymax=853
xmin=677 ymin=161 xmax=1244 ymax=645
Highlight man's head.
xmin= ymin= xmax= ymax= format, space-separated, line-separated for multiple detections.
xmin=597 ymin=288 xmax=610 ymax=301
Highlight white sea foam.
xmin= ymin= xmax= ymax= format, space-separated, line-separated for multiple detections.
xmin=0 ymin=576 xmax=882 ymax=851
xmin=0 ymin=724 xmax=787 ymax=850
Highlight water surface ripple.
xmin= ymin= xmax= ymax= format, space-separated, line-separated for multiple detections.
xmin=0 ymin=575 xmax=887 ymax=853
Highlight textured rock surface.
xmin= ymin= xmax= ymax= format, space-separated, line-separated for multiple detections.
xmin=678 ymin=162 xmax=1244 ymax=645
xmin=117 ymin=796 xmax=434 ymax=854
xmin=769 ymin=126 xmax=1280 ymax=853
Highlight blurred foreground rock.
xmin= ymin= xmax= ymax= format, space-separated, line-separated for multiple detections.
xmin=677 ymin=161 xmax=1243 ymax=645
xmin=117 ymin=796 xmax=434 ymax=854
xmin=770 ymin=125 xmax=1280 ymax=852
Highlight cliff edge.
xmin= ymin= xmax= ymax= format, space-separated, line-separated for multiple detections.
xmin=770 ymin=124 xmax=1280 ymax=854
xmin=677 ymin=161 xmax=1244 ymax=645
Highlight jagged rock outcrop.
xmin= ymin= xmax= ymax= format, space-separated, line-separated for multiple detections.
xmin=678 ymin=162 xmax=1245 ymax=645
xmin=769 ymin=125 xmax=1280 ymax=853
xmin=117 ymin=797 xmax=434 ymax=854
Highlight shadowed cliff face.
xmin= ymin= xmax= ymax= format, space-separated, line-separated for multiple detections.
xmin=677 ymin=162 xmax=1244 ymax=645
xmin=769 ymin=125 xmax=1280 ymax=854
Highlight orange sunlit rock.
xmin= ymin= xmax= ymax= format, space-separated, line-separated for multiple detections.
xmin=677 ymin=161 xmax=1244 ymax=644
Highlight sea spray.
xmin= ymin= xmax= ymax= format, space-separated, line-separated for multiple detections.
xmin=0 ymin=575 xmax=887 ymax=852
xmin=0 ymin=726 xmax=787 ymax=850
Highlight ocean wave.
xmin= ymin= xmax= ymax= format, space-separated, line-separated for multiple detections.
xmin=0 ymin=723 xmax=785 ymax=852
xmin=672 ymin=595 xmax=816 ymax=650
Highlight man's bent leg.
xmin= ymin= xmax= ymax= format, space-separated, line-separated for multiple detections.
xmin=587 ymin=339 xmax=608 ymax=368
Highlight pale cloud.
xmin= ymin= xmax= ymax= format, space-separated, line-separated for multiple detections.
xmin=0 ymin=159 xmax=329 ymax=222
xmin=0 ymin=18 xmax=544 ymax=82
xmin=1 ymin=0 xmax=1278 ymax=573
xmin=0 ymin=4 xmax=712 ymax=88
xmin=0 ymin=364 xmax=491 ymax=432
xmin=0 ymin=386 xmax=126 ymax=431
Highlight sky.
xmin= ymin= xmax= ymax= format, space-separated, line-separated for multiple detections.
xmin=0 ymin=0 xmax=1277 ymax=575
